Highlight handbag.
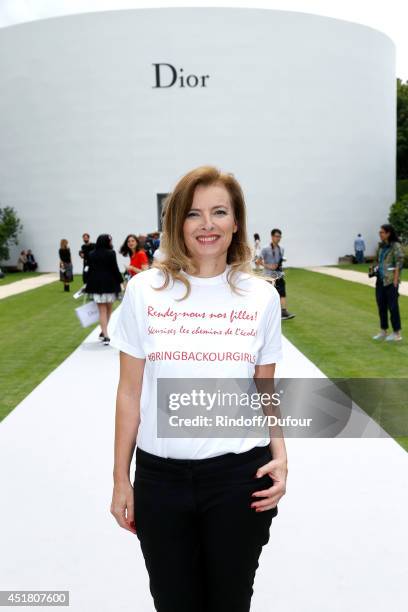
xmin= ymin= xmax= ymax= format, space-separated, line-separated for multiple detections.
xmin=74 ymin=294 xmax=99 ymax=328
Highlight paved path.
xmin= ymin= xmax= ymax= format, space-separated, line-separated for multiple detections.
xmin=306 ymin=266 xmax=408 ymax=296
xmin=0 ymin=307 xmax=406 ymax=611
xmin=0 ymin=273 xmax=59 ymax=299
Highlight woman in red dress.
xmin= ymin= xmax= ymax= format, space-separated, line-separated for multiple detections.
xmin=119 ymin=234 xmax=149 ymax=281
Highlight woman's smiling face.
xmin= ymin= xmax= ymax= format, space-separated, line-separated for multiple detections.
xmin=183 ymin=183 xmax=238 ymax=264
xmin=127 ymin=236 xmax=137 ymax=251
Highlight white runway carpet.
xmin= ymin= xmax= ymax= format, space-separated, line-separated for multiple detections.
xmin=0 ymin=308 xmax=407 ymax=611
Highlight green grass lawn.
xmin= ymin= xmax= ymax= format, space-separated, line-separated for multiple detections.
xmin=0 ymin=275 xmax=119 ymax=421
xmin=0 ymin=271 xmax=45 ymax=285
xmin=282 ymin=268 xmax=408 ymax=450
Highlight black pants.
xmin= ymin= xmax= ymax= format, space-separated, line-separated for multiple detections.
xmin=375 ymin=280 xmax=402 ymax=332
xmin=133 ymin=444 xmax=277 ymax=612
xmin=274 ymin=276 xmax=286 ymax=298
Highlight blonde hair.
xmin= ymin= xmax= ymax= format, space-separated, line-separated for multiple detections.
xmin=60 ymin=239 xmax=69 ymax=249
xmin=152 ymin=165 xmax=255 ymax=300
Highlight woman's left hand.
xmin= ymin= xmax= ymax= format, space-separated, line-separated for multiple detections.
xmin=250 ymin=457 xmax=288 ymax=512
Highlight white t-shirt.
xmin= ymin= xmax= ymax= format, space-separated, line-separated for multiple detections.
xmin=109 ymin=264 xmax=283 ymax=459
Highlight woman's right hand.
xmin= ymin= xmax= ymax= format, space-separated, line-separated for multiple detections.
xmin=110 ymin=480 xmax=137 ymax=534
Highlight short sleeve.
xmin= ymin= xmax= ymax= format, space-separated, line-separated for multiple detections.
xmin=140 ymin=251 xmax=149 ymax=265
xmin=256 ymin=286 xmax=283 ymax=365
xmin=395 ymin=243 xmax=404 ymax=270
xmin=108 ymin=280 xmax=145 ymax=359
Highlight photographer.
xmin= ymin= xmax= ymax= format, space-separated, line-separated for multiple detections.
xmin=258 ymin=228 xmax=295 ymax=320
xmin=371 ymin=224 xmax=404 ymax=341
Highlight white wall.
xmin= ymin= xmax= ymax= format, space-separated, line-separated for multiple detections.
xmin=0 ymin=8 xmax=396 ymax=272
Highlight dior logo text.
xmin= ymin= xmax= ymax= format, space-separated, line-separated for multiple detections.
xmin=153 ymin=63 xmax=210 ymax=88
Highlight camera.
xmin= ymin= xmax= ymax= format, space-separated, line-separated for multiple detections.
xmin=368 ymin=265 xmax=379 ymax=278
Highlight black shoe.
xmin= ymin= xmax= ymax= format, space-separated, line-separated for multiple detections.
xmin=103 ymin=336 xmax=110 ymax=346
xmin=99 ymin=332 xmax=104 ymax=341
xmin=281 ymin=309 xmax=295 ymax=320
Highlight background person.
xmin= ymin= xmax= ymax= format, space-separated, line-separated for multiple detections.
xmin=354 ymin=233 xmax=366 ymax=263
xmin=26 ymin=249 xmax=38 ymax=271
xmin=119 ymin=234 xmax=149 ymax=284
xmin=253 ymin=232 xmax=262 ymax=271
xmin=58 ymin=239 xmax=73 ymax=292
xmin=109 ymin=165 xmax=287 ymax=612
xmin=258 ymin=228 xmax=295 ymax=320
xmin=152 ymin=231 xmax=161 ymax=251
xmin=371 ymin=224 xmax=404 ymax=342
xmin=152 ymin=231 xmax=165 ymax=262
xmin=16 ymin=250 xmax=28 ymax=272
xmin=79 ymin=233 xmax=96 ymax=284
xmin=85 ymin=234 xmax=123 ymax=345
xmin=142 ymin=232 xmax=158 ymax=264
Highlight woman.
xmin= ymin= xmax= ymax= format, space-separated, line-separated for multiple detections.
xmin=59 ymin=239 xmax=73 ymax=292
xmin=119 ymin=234 xmax=149 ymax=284
xmin=17 ymin=250 xmax=28 ymax=272
xmin=85 ymin=234 xmax=123 ymax=345
xmin=109 ymin=166 xmax=288 ymax=612
xmin=372 ymin=223 xmax=404 ymax=342
xmin=252 ymin=232 xmax=262 ymax=271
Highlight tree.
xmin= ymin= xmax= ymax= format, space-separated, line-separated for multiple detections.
xmin=397 ymin=78 xmax=408 ymax=180
xmin=0 ymin=206 xmax=23 ymax=261
xmin=389 ymin=194 xmax=408 ymax=244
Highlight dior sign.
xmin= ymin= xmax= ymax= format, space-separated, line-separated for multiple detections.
xmin=152 ymin=63 xmax=210 ymax=88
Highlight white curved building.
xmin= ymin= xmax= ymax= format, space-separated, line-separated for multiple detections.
xmin=0 ymin=8 xmax=396 ymax=272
